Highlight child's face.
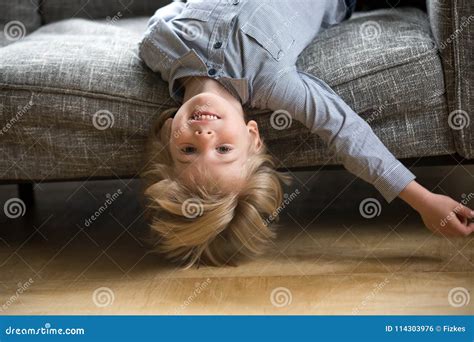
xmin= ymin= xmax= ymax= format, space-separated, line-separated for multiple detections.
xmin=165 ymin=92 xmax=262 ymax=191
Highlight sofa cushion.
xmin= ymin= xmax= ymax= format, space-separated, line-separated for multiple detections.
xmin=0 ymin=8 xmax=455 ymax=181
xmin=427 ymin=0 xmax=473 ymax=159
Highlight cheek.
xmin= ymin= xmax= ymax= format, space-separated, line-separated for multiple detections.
xmin=171 ymin=119 xmax=192 ymax=140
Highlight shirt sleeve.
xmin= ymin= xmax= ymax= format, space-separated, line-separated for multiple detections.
xmin=261 ymin=66 xmax=416 ymax=203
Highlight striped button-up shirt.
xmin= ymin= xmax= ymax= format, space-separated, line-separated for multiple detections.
xmin=138 ymin=0 xmax=416 ymax=203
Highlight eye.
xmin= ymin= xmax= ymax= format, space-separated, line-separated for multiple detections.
xmin=216 ymin=145 xmax=233 ymax=154
xmin=180 ymin=146 xmax=196 ymax=154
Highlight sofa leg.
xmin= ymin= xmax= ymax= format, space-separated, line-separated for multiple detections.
xmin=18 ymin=183 xmax=35 ymax=208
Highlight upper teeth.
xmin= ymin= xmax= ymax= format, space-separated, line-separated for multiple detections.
xmin=192 ymin=114 xmax=218 ymax=120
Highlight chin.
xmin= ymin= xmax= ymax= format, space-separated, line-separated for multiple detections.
xmin=189 ymin=92 xmax=225 ymax=107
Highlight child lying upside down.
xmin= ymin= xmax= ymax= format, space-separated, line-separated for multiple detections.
xmin=138 ymin=0 xmax=474 ymax=268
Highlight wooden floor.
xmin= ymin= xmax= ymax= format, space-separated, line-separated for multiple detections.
xmin=0 ymin=165 xmax=472 ymax=315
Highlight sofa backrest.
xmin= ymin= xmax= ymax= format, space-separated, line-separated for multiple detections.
xmin=40 ymin=0 xmax=172 ymax=24
xmin=0 ymin=0 xmax=41 ymax=46
xmin=0 ymin=0 xmax=172 ymax=46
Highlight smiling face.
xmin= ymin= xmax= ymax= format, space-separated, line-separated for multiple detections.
xmin=165 ymin=92 xmax=262 ymax=192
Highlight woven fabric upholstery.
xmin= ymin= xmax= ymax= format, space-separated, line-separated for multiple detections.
xmin=0 ymin=8 xmax=455 ymax=181
xmin=427 ymin=0 xmax=473 ymax=158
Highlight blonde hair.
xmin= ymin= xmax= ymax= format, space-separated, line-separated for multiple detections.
xmin=140 ymin=107 xmax=292 ymax=268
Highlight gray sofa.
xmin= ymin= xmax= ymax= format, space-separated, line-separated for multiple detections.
xmin=0 ymin=1 xmax=472 ymax=199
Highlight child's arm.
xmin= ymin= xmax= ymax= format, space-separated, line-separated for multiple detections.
xmin=256 ymin=67 xmax=473 ymax=236
xmin=399 ymin=180 xmax=474 ymax=236
xmin=258 ymin=66 xmax=415 ymax=203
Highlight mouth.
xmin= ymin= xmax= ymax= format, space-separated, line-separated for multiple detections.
xmin=189 ymin=111 xmax=221 ymax=122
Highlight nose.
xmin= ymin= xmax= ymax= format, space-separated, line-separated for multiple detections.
xmin=194 ymin=128 xmax=214 ymax=145
xmin=195 ymin=127 xmax=214 ymax=135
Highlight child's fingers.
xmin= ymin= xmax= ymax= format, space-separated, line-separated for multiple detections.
xmin=452 ymin=219 xmax=472 ymax=236
xmin=441 ymin=214 xmax=472 ymax=237
xmin=456 ymin=204 xmax=474 ymax=219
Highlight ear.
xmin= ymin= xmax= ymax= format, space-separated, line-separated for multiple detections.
xmin=247 ymin=120 xmax=263 ymax=153
xmin=160 ymin=117 xmax=173 ymax=142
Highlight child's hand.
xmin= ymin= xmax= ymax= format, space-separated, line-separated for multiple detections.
xmin=416 ymin=193 xmax=474 ymax=237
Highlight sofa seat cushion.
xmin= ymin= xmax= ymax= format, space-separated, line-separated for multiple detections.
xmin=0 ymin=8 xmax=454 ymax=181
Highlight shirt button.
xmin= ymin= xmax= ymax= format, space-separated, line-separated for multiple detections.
xmin=213 ymin=41 xmax=222 ymax=49
xmin=231 ymin=0 xmax=239 ymax=5
xmin=276 ymin=50 xmax=284 ymax=60
xmin=208 ymin=68 xmax=217 ymax=76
